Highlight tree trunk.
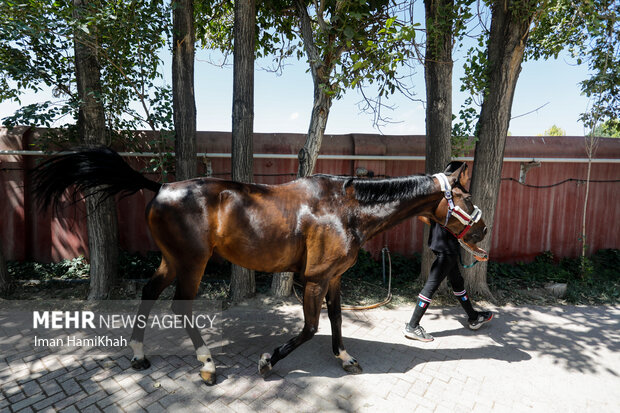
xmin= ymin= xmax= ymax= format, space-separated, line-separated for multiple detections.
xmin=465 ymin=0 xmax=537 ymax=297
xmin=420 ymin=0 xmax=454 ymax=283
xmin=0 ymin=240 xmax=9 ymax=296
xmin=271 ymin=0 xmax=335 ymax=296
xmin=297 ymin=84 xmax=332 ymax=177
xmin=74 ymin=0 xmax=119 ymax=300
xmin=271 ymin=272 xmax=293 ymax=298
xmin=271 ymin=272 xmax=293 ymax=296
xmin=580 ymin=127 xmax=599 ymax=275
xmin=293 ymin=0 xmax=333 ymax=178
xmin=580 ymin=157 xmax=592 ymax=275
xmin=173 ymin=0 xmax=197 ymax=181
xmin=85 ymin=198 xmax=118 ymax=300
xmin=229 ymin=0 xmax=256 ymax=302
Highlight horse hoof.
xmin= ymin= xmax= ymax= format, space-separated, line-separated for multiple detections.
xmin=342 ymin=361 xmax=363 ymax=374
xmin=258 ymin=353 xmax=272 ymax=377
xmin=200 ymin=370 xmax=217 ymax=386
xmin=131 ymin=357 xmax=151 ymax=370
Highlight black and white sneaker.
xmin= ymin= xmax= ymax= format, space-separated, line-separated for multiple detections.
xmin=403 ymin=323 xmax=434 ymax=342
xmin=468 ymin=311 xmax=493 ymax=330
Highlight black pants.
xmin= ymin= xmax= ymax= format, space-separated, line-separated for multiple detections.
xmin=420 ymin=253 xmax=465 ymax=299
xmin=409 ymin=252 xmax=477 ymax=327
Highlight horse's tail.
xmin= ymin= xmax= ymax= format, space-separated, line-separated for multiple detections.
xmin=31 ymin=145 xmax=162 ymax=211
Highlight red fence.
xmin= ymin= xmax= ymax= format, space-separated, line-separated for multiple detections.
xmin=1 ymin=127 xmax=619 ymax=263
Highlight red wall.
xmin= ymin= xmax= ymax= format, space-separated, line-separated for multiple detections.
xmin=1 ymin=128 xmax=619 ymax=263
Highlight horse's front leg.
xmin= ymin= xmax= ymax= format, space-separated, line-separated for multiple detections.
xmin=326 ymin=276 xmax=362 ymax=373
xmin=259 ymin=280 xmax=327 ymax=376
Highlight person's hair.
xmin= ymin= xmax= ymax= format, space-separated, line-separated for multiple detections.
xmin=444 ymin=161 xmax=465 ymax=174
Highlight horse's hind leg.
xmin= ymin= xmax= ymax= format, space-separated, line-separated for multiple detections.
xmin=326 ymin=276 xmax=362 ymax=373
xmin=259 ymin=280 xmax=327 ymax=376
xmin=129 ymin=257 xmax=176 ymax=370
xmin=170 ymin=259 xmax=217 ymax=385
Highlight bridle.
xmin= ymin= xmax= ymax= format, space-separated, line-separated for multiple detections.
xmin=432 ymin=173 xmax=482 ymax=240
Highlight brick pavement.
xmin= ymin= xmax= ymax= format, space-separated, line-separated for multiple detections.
xmin=1 ymin=300 xmax=619 ymax=412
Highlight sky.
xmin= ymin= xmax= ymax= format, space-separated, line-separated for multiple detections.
xmin=0 ymin=40 xmax=593 ymax=138
xmin=188 ymin=48 xmax=592 ymax=137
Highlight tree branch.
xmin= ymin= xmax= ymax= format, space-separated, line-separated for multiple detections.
xmin=510 ymin=101 xmax=550 ymax=120
xmin=295 ymin=0 xmax=323 ymax=81
xmin=313 ymin=0 xmax=330 ymax=32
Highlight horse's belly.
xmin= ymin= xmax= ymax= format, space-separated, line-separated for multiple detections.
xmin=213 ymin=239 xmax=304 ymax=273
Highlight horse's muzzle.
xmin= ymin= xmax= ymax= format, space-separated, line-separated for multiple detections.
xmin=466 ymin=225 xmax=487 ymax=244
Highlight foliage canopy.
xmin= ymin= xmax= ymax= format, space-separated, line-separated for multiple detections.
xmin=0 ymin=0 xmax=173 ymax=146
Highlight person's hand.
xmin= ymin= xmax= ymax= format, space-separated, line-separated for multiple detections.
xmin=473 ymin=254 xmax=488 ymax=262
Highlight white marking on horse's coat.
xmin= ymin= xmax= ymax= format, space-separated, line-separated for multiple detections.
xmin=259 ymin=352 xmax=272 ymax=374
xmin=336 ymin=349 xmax=356 ymax=365
xmin=247 ymin=209 xmax=265 ymax=235
xmin=156 ymin=185 xmax=190 ymax=204
xmin=196 ymin=345 xmax=215 ymax=373
xmin=296 ymin=204 xmax=352 ymax=250
xmin=129 ymin=340 xmax=144 ymax=360
xmin=359 ymin=201 xmax=399 ymax=219
xmin=295 ymin=204 xmax=311 ymax=233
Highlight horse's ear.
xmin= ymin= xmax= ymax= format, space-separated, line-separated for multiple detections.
xmin=417 ymin=216 xmax=431 ymax=226
xmin=458 ymin=164 xmax=470 ymax=187
xmin=447 ymin=163 xmax=468 ymax=187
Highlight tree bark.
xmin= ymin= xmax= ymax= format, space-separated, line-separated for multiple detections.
xmin=465 ymin=0 xmax=537 ymax=297
xmin=420 ymin=0 xmax=455 ymax=283
xmin=84 ymin=198 xmax=118 ymax=300
xmin=0 ymin=240 xmax=9 ymax=296
xmin=74 ymin=0 xmax=119 ymax=300
xmin=297 ymin=84 xmax=332 ymax=178
xmin=229 ymin=0 xmax=256 ymax=302
xmin=173 ymin=0 xmax=197 ymax=181
xmin=271 ymin=271 xmax=294 ymax=297
xmin=271 ymin=271 xmax=293 ymax=297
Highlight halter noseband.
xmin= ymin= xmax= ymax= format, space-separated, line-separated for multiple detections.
xmin=432 ymin=173 xmax=482 ymax=239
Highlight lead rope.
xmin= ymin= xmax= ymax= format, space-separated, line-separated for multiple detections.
xmin=458 ymin=253 xmax=479 ymax=269
xmin=292 ymin=247 xmax=393 ymax=311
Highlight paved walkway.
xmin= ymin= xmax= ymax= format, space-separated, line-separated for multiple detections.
xmin=1 ymin=300 xmax=619 ymax=412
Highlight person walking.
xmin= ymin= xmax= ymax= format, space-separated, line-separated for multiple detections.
xmin=404 ymin=161 xmax=493 ymax=342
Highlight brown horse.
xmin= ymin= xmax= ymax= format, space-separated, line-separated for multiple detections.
xmin=32 ymin=146 xmax=487 ymax=385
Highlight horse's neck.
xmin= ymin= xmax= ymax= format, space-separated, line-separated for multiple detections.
xmin=354 ymin=192 xmax=442 ymax=241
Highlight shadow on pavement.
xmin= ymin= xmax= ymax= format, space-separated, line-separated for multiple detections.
xmin=1 ymin=303 xmax=617 ymax=412
xmin=429 ymin=305 xmax=620 ymax=375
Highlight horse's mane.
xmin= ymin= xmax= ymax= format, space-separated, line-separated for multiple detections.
xmin=314 ymin=174 xmax=436 ymax=204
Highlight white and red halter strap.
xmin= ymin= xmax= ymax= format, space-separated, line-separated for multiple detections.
xmin=432 ymin=173 xmax=482 ymax=239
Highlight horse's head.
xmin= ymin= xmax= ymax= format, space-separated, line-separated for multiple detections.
xmin=431 ymin=163 xmax=488 ymax=260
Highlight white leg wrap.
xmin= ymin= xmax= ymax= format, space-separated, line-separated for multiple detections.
xmin=196 ymin=345 xmax=216 ymax=373
xmin=129 ymin=340 xmax=144 ymax=360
